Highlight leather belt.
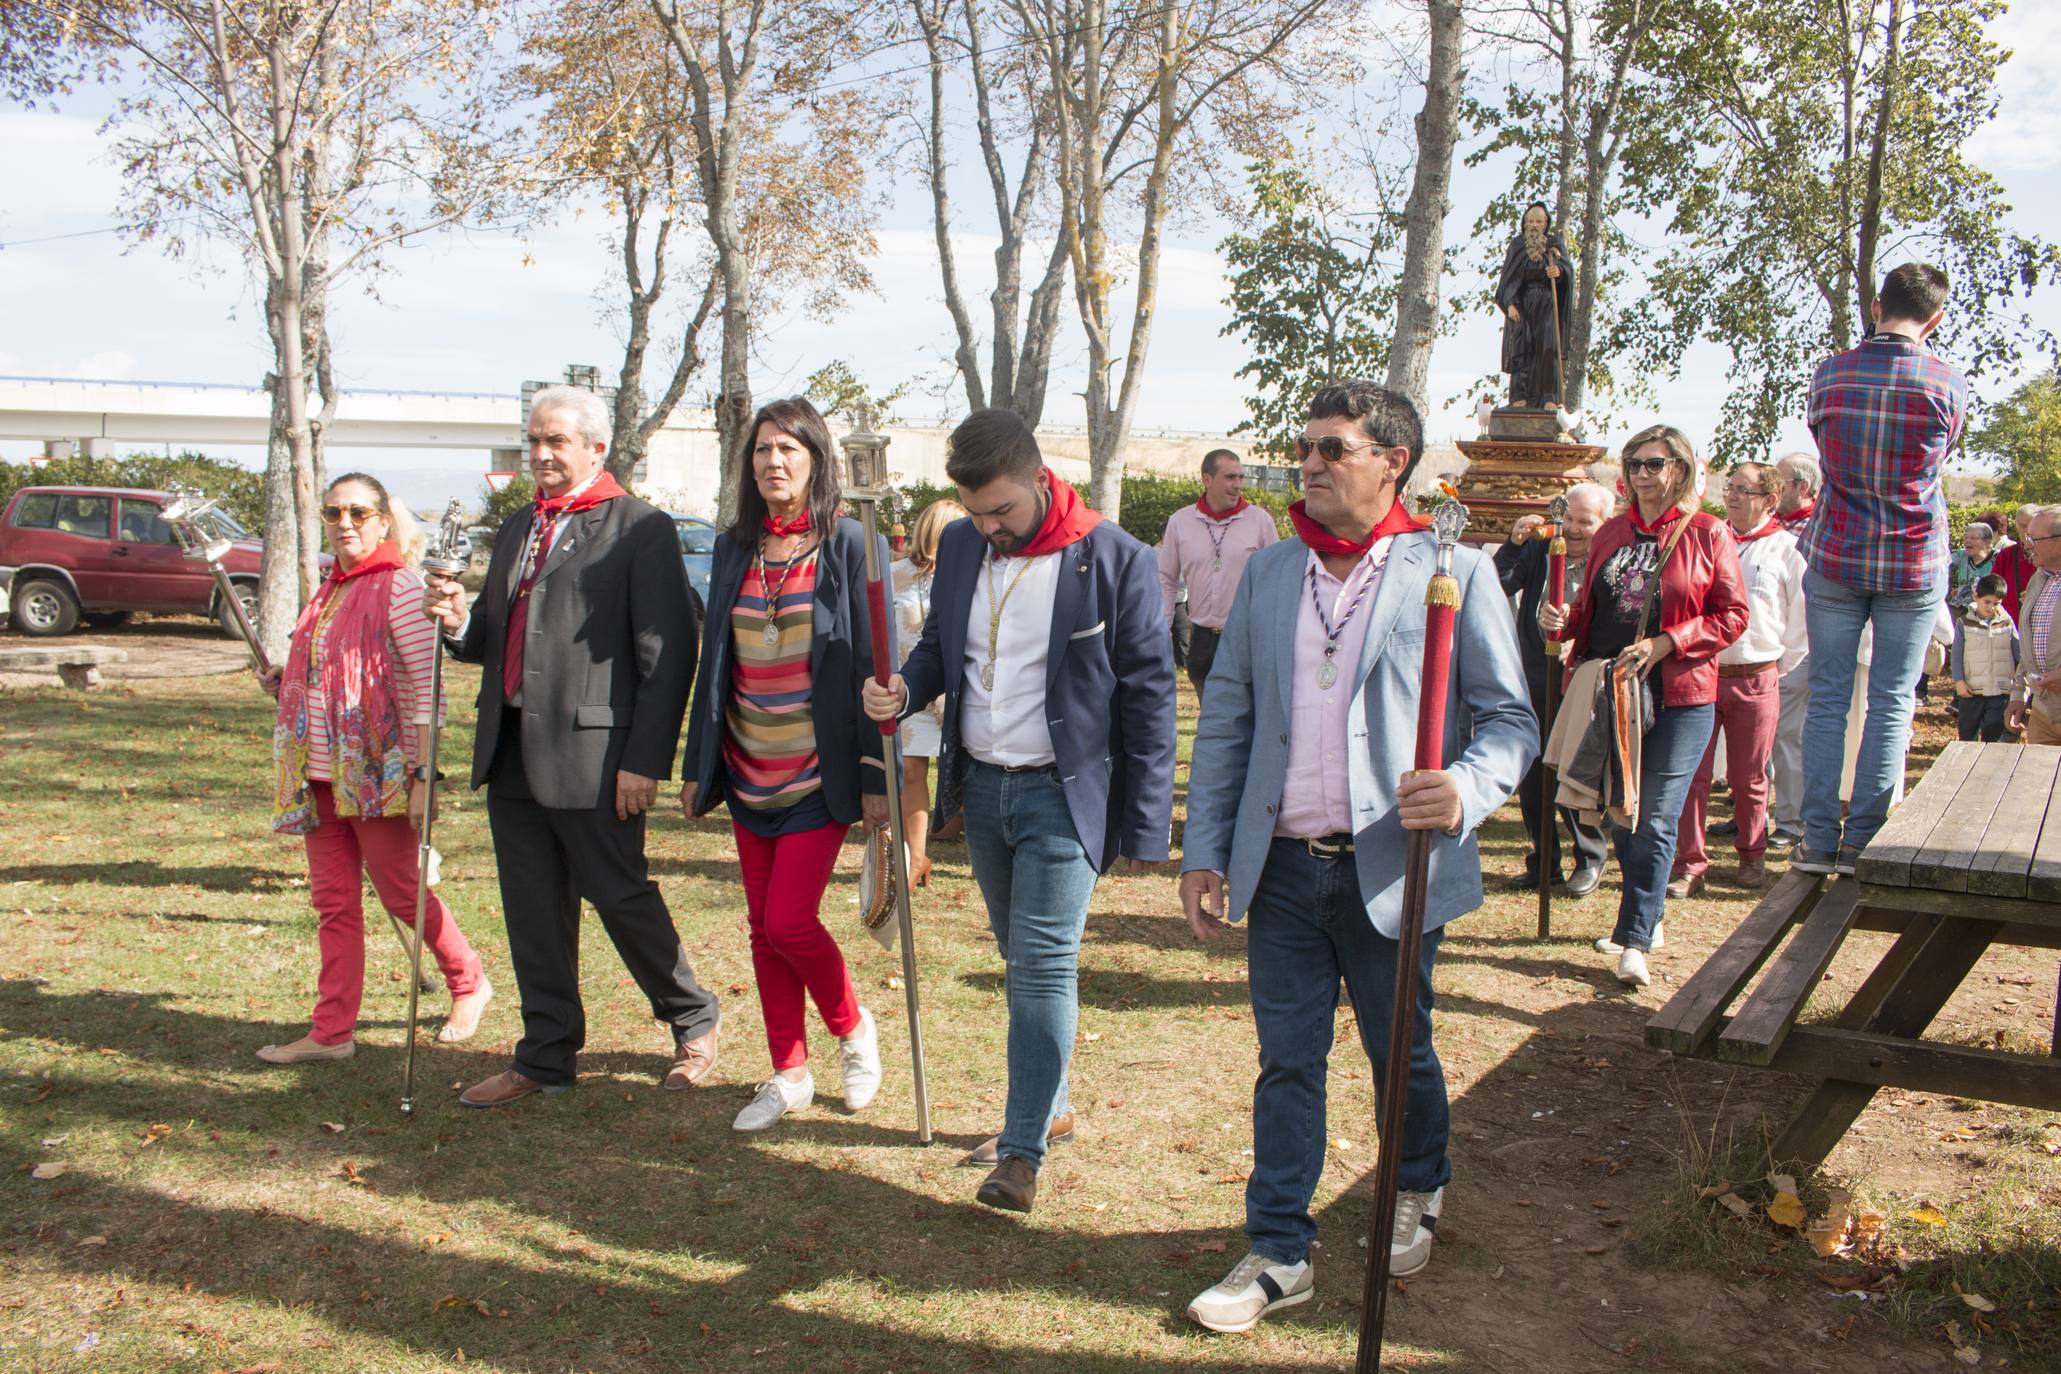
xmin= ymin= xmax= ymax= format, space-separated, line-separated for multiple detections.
xmin=970 ymin=758 xmax=1054 ymax=775
xmin=1717 ymin=660 xmax=1779 ymax=678
xmin=1285 ymin=833 xmax=1355 ymax=859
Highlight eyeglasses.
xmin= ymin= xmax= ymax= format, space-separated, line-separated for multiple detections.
xmin=1727 ymin=486 xmax=1775 ymax=497
xmin=1623 ymin=457 xmax=1674 ymax=476
xmin=1295 ymin=434 xmax=1391 ymax=463
xmin=321 ymin=503 xmax=383 ymax=526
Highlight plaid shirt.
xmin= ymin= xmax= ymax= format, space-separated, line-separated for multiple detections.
xmin=1800 ymin=334 xmax=1968 ymax=592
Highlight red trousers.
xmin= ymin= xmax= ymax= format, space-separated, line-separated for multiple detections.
xmin=733 ymin=820 xmax=862 ymax=1071
xmin=303 ymin=781 xmax=484 ymax=1044
xmin=1675 ymin=667 xmax=1781 ymax=877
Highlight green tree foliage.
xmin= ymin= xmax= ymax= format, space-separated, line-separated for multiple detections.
xmin=1968 ymin=371 xmax=2061 ymax=504
xmin=1220 ymin=157 xmax=1396 ymax=459
xmin=0 ymin=452 xmax=264 ymax=529
xmin=802 ymin=361 xmax=910 ymax=429
xmin=478 ymin=475 xmax=537 ymax=535
xmin=894 ymin=473 xmax=1291 ymax=548
xmin=1620 ymin=0 xmax=2060 ymax=461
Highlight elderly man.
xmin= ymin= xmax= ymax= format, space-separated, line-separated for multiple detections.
xmin=1668 ymin=463 xmax=1806 ymax=895
xmin=1795 ymin=263 xmax=1968 ymax=877
xmin=863 ymin=409 xmax=1176 ymax=1215
xmin=2008 ymin=507 xmax=2061 ymax=745
xmin=424 ymin=385 xmax=720 ymax=1107
xmin=1493 ymin=481 xmax=1611 ymax=895
xmin=1159 ymin=448 xmax=1279 ymax=700
xmin=1178 ymin=380 xmax=1535 ymax=1332
xmin=1774 ymin=453 xmax=1819 ymax=535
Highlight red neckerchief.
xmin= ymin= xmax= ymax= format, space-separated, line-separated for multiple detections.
xmin=1627 ymin=501 xmax=1686 ymax=536
xmin=763 ymin=510 xmax=812 ymax=537
xmin=329 ymin=539 xmax=405 ymax=583
xmin=1196 ymin=496 xmax=1251 ymax=521
xmin=1009 ymin=467 xmax=1104 ymax=558
xmin=536 ymin=470 xmax=628 ymax=518
xmin=1731 ymin=516 xmax=1782 ymax=545
xmin=1287 ymin=496 xmax=1425 ymax=557
xmin=1777 ymin=501 xmax=1814 ymax=528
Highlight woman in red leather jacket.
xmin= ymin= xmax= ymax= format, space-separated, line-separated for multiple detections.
xmin=1541 ymin=425 xmax=1748 ymax=988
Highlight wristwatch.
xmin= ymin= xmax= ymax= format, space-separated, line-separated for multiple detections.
xmin=410 ymin=765 xmax=432 ymax=783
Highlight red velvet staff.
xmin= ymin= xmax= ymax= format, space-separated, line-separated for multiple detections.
xmin=1355 ymin=489 xmax=1468 ymax=1373
xmin=1538 ymin=493 xmax=1569 ymax=940
xmin=841 ymin=410 xmax=934 ymax=1144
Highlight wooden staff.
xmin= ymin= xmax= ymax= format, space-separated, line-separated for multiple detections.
xmin=1539 ymin=494 xmax=1568 ymax=940
xmin=1355 ymin=490 xmax=1469 ymax=1373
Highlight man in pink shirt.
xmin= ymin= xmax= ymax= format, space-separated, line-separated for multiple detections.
xmin=1159 ymin=449 xmax=1279 ymax=699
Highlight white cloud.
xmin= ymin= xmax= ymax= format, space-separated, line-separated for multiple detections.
xmin=0 ymin=111 xmax=127 ymax=225
xmin=64 ymin=351 xmax=138 ymax=379
xmin=1967 ymin=5 xmax=2061 ymax=174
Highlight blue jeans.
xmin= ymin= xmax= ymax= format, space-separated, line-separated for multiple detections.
xmin=1609 ymin=701 xmax=1713 ymax=953
xmin=1244 ymin=838 xmax=1450 ymax=1266
xmin=961 ymin=761 xmax=1100 ymax=1169
xmin=1799 ymin=566 xmax=1947 ymax=854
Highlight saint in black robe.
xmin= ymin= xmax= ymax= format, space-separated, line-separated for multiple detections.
xmin=1496 ymin=231 xmax=1572 ymax=408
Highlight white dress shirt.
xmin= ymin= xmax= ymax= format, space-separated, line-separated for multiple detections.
xmin=1718 ymin=519 xmax=1808 ymax=674
xmin=960 ymin=547 xmax=1062 ymax=767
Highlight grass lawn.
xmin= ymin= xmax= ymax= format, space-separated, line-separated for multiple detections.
xmin=0 ymin=661 xmax=2054 ymax=1372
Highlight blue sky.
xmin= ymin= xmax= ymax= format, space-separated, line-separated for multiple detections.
xmin=2 ymin=1 xmax=2057 ymax=482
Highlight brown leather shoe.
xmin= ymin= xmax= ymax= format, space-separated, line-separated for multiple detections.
xmin=960 ymin=1111 xmax=1075 ymax=1167
xmin=976 ymin=1157 xmax=1038 ymax=1213
xmin=459 ymin=1069 xmax=569 ymax=1109
xmin=663 ymin=1027 xmax=719 ymax=1090
xmin=1735 ymin=856 xmax=1767 ymax=888
xmin=1665 ymin=873 xmax=1704 ymax=899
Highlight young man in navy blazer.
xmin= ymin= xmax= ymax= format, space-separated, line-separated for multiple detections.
xmin=1178 ymin=381 xmax=1536 ymax=1332
xmin=862 ymin=409 xmax=1177 ymax=1215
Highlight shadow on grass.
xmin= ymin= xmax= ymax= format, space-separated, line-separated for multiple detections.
xmin=0 ymin=860 xmax=302 ymax=892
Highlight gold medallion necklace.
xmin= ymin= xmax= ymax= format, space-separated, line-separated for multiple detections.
xmin=981 ymin=549 xmax=1037 ymax=692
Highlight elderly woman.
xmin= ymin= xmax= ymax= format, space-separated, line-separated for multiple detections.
xmin=257 ymin=473 xmax=492 ymax=1064
xmin=1948 ymin=522 xmax=1997 ymax=613
xmin=681 ymin=397 xmax=888 ymax=1132
xmin=889 ymin=498 xmax=969 ymax=887
xmin=1542 ymin=426 xmax=1747 ymax=988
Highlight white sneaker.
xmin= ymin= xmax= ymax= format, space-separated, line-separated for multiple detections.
xmin=1594 ymin=922 xmax=1665 ymax=954
xmin=1392 ymin=1186 xmax=1443 ymax=1277
xmin=1615 ymin=947 xmax=1651 ymax=988
xmin=733 ymin=1072 xmax=813 ymax=1132
xmin=1187 ymin=1252 xmax=1312 ymax=1333
xmin=840 ymin=1008 xmax=881 ymax=1111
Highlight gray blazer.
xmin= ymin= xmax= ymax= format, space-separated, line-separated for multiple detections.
xmin=447 ymin=493 xmax=696 ymax=810
xmin=2014 ymin=565 xmax=2055 ymax=712
xmin=1181 ymin=529 xmax=1538 ymax=938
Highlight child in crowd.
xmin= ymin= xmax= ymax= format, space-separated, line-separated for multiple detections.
xmin=1950 ymin=573 xmax=2019 ymax=742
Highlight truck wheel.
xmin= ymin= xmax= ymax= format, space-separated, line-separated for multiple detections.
xmin=13 ymin=578 xmax=80 ymax=637
xmin=218 ymin=581 xmax=260 ymax=641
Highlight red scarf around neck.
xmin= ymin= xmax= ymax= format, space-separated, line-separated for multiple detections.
xmin=1196 ymin=496 xmax=1251 ymax=521
xmin=329 ymin=539 xmax=405 ymax=583
xmin=1009 ymin=467 xmax=1104 ymax=559
xmin=1777 ymin=501 xmax=1814 ymax=528
xmin=1731 ymin=515 xmax=1782 ymax=545
xmin=537 ymin=470 xmax=628 ymax=517
xmin=1288 ymin=496 xmax=1424 ymax=557
xmin=763 ymin=510 xmax=812 ymax=537
xmin=1627 ymin=501 xmax=1686 ymax=536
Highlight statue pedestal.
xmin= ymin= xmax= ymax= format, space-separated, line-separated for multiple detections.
xmin=1452 ymin=436 xmax=1605 ymax=546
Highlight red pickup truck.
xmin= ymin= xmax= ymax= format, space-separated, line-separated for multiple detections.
xmin=0 ymin=485 xmax=263 ymax=638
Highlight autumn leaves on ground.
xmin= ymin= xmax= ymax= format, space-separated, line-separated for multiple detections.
xmin=1 ymin=664 xmax=2055 ymax=1373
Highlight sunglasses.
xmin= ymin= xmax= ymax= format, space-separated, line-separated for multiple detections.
xmin=321 ymin=503 xmax=383 ymax=526
xmin=1622 ymin=457 xmax=1674 ymax=476
xmin=1294 ymin=434 xmax=1391 ymax=463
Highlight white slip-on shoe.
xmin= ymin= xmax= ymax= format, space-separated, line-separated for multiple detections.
xmin=732 ymin=1072 xmax=813 ymax=1132
xmin=839 ymin=1008 xmax=882 ymax=1111
xmin=1392 ymin=1186 xmax=1443 ymax=1277
xmin=1187 ymin=1251 xmax=1313 ymax=1333
xmin=1594 ymin=922 xmax=1664 ymax=955
xmin=1615 ymin=947 xmax=1651 ymax=988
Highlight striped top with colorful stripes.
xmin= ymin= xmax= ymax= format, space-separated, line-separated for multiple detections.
xmin=722 ymin=550 xmax=823 ymax=813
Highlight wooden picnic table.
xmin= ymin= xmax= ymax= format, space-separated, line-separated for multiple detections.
xmin=1646 ymin=740 xmax=2061 ymax=1169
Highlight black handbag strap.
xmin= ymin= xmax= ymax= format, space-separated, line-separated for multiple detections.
xmin=1634 ymin=513 xmax=1694 ymax=647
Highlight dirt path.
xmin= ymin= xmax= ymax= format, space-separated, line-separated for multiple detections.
xmin=0 ymin=614 xmax=255 ymax=688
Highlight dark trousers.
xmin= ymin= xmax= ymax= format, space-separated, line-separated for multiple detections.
xmin=485 ymin=717 xmax=718 ymax=1085
xmin=1519 ymin=680 xmax=1606 ymax=878
xmin=1186 ymin=624 xmax=1222 ymax=699
xmin=1956 ymin=693 xmax=2008 ymax=742
xmin=1171 ymin=598 xmax=1192 ymax=669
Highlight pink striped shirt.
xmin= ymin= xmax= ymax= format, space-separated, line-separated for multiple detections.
xmin=1275 ymin=539 xmax=1394 ymax=839
xmin=305 ymin=568 xmax=437 ymax=781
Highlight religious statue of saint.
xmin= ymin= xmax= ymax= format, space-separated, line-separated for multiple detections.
xmin=1496 ymin=201 xmax=1571 ymax=410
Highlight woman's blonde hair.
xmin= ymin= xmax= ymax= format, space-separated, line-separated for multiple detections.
xmin=908 ymin=498 xmax=968 ymax=572
xmin=327 ymin=472 xmax=425 ymax=566
xmin=1619 ymin=424 xmax=1701 ymax=517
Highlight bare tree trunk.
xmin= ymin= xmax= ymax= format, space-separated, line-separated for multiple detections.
xmin=257 ymin=367 xmax=300 ymax=662
xmin=1551 ymin=0 xmax=1576 ymax=233
xmin=1384 ymin=0 xmax=1465 ymax=423
xmin=915 ymin=0 xmax=986 ymax=412
xmin=1853 ymin=0 xmax=1902 ymax=329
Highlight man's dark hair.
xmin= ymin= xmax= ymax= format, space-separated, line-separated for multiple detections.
xmin=1975 ymin=572 xmax=2007 ymax=600
xmin=727 ymin=395 xmax=844 ymax=541
xmin=1306 ymin=380 xmax=1424 ymax=492
xmin=1877 ymin=262 xmax=1949 ymax=325
xmin=946 ymin=408 xmax=1043 ymax=489
xmin=1201 ymin=448 xmax=1239 ymax=477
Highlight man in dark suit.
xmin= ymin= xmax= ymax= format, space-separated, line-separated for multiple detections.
xmin=863 ymin=409 xmax=1176 ymax=1215
xmin=424 ymin=384 xmax=720 ymax=1108
xmin=1491 ymin=483 xmax=1611 ymax=896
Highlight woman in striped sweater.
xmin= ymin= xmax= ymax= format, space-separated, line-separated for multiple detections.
xmin=681 ymin=398 xmax=888 ymax=1132
xmin=256 ymin=473 xmax=492 ymax=1064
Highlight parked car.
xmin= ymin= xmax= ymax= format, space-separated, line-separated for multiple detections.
xmin=0 ymin=485 xmax=263 ymax=638
xmin=674 ymin=514 xmax=716 ymax=604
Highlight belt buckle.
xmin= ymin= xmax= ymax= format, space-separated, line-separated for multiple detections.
xmin=1304 ymin=836 xmax=1352 ymax=860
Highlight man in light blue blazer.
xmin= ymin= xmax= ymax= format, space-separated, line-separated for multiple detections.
xmin=1178 ymin=381 xmax=1537 ymax=1334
